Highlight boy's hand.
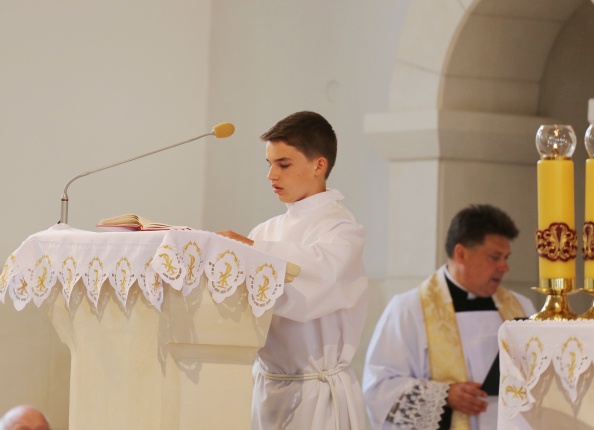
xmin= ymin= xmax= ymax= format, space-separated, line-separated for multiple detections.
xmin=215 ymin=230 xmax=254 ymax=246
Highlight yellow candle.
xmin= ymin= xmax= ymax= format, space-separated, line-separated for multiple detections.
xmin=537 ymin=159 xmax=576 ymax=279
xmin=585 ymin=159 xmax=594 ymax=280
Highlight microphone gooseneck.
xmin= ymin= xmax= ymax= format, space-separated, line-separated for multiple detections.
xmin=59 ymin=123 xmax=235 ymax=224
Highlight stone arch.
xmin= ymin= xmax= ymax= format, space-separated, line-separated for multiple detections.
xmin=365 ymin=0 xmax=590 ymax=291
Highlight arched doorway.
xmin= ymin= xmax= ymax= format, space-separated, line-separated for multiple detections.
xmin=365 ymin=0 xmax=593 ymax=310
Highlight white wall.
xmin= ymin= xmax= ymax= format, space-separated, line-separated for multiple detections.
xmin=0 ymin=1 xmax=212 ymax=427
xmin=202 ymin=0 xmax=411 ymax=279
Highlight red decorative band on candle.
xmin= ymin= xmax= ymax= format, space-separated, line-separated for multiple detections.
xmin=583 ymin=222 xmax=594 ymax=260
xmin=536 ymin=222 xmax=578 ymax=262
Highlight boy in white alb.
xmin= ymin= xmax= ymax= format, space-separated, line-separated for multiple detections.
xmin=217 ymin=111 xmax=369 ymax=430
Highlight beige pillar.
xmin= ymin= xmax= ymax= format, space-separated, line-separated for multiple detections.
xmin=364 ymin=109 xmax=550 ymax=295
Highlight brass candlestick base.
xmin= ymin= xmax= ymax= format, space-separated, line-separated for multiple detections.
xmin=578 ymin=278 xmax=594 ymax=320
xmin=530 ymin=278 xmax=577 ymax=321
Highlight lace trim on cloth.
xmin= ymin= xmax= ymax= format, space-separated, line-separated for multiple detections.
xmin=498 ymin=320 xmax=594 ymax=426
xmin=386 ymin=379 xmax=450 ymax=430
xmin=0 ymin=225 xmax=286 ymax=316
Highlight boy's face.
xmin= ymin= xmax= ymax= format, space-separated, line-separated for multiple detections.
xmin=265 ymin=140 xmax=326 ymax=203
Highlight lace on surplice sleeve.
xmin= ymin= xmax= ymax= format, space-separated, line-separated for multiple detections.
xmin=385 ymin=379 xmax=450 ymax=430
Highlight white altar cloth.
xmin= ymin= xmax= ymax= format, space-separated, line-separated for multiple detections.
xmin=0 ymin=224 xmax=287 ymax=317
xmin=498 ymin=319 xmax=594 ymax=430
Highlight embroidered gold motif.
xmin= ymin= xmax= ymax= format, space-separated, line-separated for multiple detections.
xmin=151 ymin=273 xmax=160 ymax=294
xmin=34 ymin=256 xmax=49 ymax=292
xmin=218 ymin=261 xmax=232 ymax=290
xmin=86 ymin=257 xmax=105 ymax=300
xmin=524 ymin=337 xmax=543 ymax=381
xmin=208 ymin=250 xmax=241 ymax=294
xmin=255 ymin=263 xmax=277 ymax=302
xmin=60 ymin=256 xmax=78 ymax=295
xmin=505 ymin=384 xmax=527 ymax=399
xmin=157 ymin=245 xmax=183 ymax=282
xmin=419 ymin=275 xmax=467 ymax=386
xmin=182 ymin=241 xmax=203 ymax=287
xmin=187 ymin=254 xmax=196 ymax=281
xmin=536 ymin=222 xmax=578 ymax=262
xmin=0 ymin=255 xmax=15 ymax=293
xmin=16 ymin=278 xmax=28 ymax=300
xmin=257 ymin=275 xmax=270 ymax=301
xmin=138 ymin=257 xmax=163 ymax=305
xmin=30 ymin=255 xmax=54 ymax=298
xmin=562 ymin=336 xmax=583 ymax=380
xmin=246 ymin=263 xmax=280 ymax=314
xmin=160 ymin=253 xmax=176 ymax=276
xmin=114 ymin=257 xmax=133 ymax=297
xmin=36 ymin=267 xmax=48 ymax=292
xmin=583 ymin=222 xmax=594 ymax=260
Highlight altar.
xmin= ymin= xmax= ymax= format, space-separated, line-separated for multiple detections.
xmin=498 ymin=319 xmax=594 ymax=430
xmin=0 ymin=224 xmax=298 ymax=429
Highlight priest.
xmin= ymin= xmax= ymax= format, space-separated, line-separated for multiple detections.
xmin=362 ymin=204 xmax=535 ymax=430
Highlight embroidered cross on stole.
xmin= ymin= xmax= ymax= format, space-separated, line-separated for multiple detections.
xmin=418 ymin=272 xmax=525 ymax=430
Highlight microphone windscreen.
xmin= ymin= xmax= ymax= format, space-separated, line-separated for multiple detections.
xmin=213 ymin=122 xmax=235 ymax=138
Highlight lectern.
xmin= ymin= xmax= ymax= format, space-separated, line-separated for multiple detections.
xmin=0 ymin=225 xmax=299 ymax=429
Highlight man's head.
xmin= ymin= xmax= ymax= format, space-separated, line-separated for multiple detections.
xmin=260 ymin=111 xmax=337 ymax=203
xmin=0 ymin=405 xmax=50 ymax=430
xmin=446 ymin=204 xmax=519 ymax=298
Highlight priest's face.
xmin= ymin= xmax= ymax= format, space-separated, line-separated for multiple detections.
xmin=265 ymin=140 xmax=327 ymax=203
xmin=455 ymin=234 xmax=511 ymax=297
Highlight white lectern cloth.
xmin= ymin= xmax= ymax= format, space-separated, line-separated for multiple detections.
xmin=0 ymin=224 xmax=287 ymax=316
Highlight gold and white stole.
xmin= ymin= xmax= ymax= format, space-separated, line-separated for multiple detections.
xmin=418 ymin=269 xmax=526 ymax=430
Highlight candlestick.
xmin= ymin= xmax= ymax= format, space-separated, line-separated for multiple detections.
xmin=580 ymin=124 xmax=594 ymax=318
xmin=531 ymin=124 xmax=577 ymax=320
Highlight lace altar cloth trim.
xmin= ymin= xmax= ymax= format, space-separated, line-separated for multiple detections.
xmin=498 ymin=320 xmax=594 ymax=425
xmin=386 ymin=379 xmax=449 ymax=430
xmin=0 ymin=224 xmax=286 ymax=317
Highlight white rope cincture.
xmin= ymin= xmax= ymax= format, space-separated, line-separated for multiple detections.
xmin=259 ymin=362 xmax=345 ymax=430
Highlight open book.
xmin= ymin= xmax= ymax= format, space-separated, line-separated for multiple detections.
xmin=97 ymin=214 xmax=171 ymax=231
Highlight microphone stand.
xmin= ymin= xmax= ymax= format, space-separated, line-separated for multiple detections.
xmin=59 ymin=123 xmax=234 ymax=224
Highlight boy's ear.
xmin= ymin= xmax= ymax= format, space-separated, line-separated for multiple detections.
xmin=314 ymin=157 xmax=328 ymax=177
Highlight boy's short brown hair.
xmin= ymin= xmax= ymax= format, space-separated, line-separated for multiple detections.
xmin=260 ymin=111 xmax=337 ymax=178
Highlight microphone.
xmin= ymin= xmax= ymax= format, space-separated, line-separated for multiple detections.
xmin=59 ymin=122 xmax=235 ymax=224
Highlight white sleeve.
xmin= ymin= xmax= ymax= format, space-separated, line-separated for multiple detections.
xmin=362 ymin=292 xmax=449 ymax=430
xmin=250 ymin=219 xmax=367 ymax=322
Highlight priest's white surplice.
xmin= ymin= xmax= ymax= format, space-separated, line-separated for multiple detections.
xmin=362 ymin=266 xmax=535 ymax=430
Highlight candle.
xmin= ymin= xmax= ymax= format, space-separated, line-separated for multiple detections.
xmin=535 ymin=125 xmax=578 ymax=283
xmin=537 ymin=159 xmax=576 ymax=279
xmin=584 ymin=125 xmax=594 ymax=284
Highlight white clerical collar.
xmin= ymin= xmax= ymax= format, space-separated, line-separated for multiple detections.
xmin=286 ymin=188 xmax=344 ymax=214
xmin=443 ymin=265 xmax=478 ymax=300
